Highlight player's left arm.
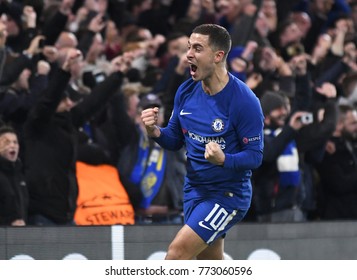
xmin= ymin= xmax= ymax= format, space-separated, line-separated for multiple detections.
xmin=224 ymin=94 xmax=264 ymax=170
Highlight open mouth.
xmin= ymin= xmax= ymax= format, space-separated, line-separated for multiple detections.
xmin=6 ymin=150 xmax=17 ymax=161
xmin=190 ymin=64 xmax=197 ymax=75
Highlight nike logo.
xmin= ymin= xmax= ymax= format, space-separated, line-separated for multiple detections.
xmin=180 ymin=109 xmax=192 ymax=116
xmin=198 ymin=221 xmax=212 ymax=231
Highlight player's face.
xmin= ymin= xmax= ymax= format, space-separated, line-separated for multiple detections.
xmin=186 ymin=33 xmax=216 ymax=81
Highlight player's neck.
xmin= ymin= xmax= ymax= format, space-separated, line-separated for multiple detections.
xmin=201 ymin=69 xmax=229 ymax=96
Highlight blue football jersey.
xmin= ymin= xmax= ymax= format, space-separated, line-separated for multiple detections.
xmin=155 ymin=73 xmax=264 ymax=209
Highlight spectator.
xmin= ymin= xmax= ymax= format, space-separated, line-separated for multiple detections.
xmin=24 ymin=48 xmax=134 ymax=225
xmin=216 ymin=0 xmax=254 ymax=36
xmin=227 ymin=40 xmax=258 ymax=82
xmin=117 ymin=93 xmax=186 ymax=224
xmin=261 ymin=0 xmax=278 ymax=34
xmin=55 ymin=31 xmax=78 ymax=50
xmin=0 ymin=125 xmax=28 ymax=226
xmin=249 ymin=8 xmax=273 ymax=48
xmin=152 ymin=32 xmax=189 ymax=97
xmin=0 ymin=34 xmax=51 ymax=162
xmin=135 ymin=0 xmax=172 ymax=36
xmin=290 ymin=11 xmax=312 ymax=41
xmin=252 ymin=90 xmax=312 ymax=222
xmin=218 ymin=0 xmax=259 ymax=46
xmin=340 ymin=71 xmax=357 ymax=107
xmin=77 ymin=13 xmax=109 ymax=90
xmin=269 ymin=18 xmax=305 ymax=60
xmin=252 ymin=45 xmax=294 ymax=99
xmin=171 ymin=0 xmax=216 ymax=36
xmin=297 ymin=0 xmax=351 ymax=54
xmin=0 ymin=2 xmax=38 ymax=54
xmin=160 ymin=51 xmax=190 ymax=126
xmin=103 ymin=20 xmax=122 ymax=60
xmin=315 ymin=104 xmax=357 ymax=220
xmin=290 ymin=53 xmax=339 ymax=220
xmin=41 ymin=0 xmax=75 ymax=47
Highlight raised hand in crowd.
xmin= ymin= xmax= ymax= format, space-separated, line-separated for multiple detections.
xmin=68 ymin=6 xmax=89 ymax=33
xmin=84 ymin=0 xmax=102 ymax=13
xmin=289 ymin=54 xmax=308 ymax=76
xmin=109 ymin=50 xmax=137 ymax=75
xmin=175 ymin=52 xmax=189 ymax=75
xmin=308 ymin=34 xmax=332 ymax=66
xmin=201 ymin=0 xmax=215 ymax=14
xmin=315 ymin=82 xmax=337 ymax=99
xmin=23 ymin=35 xmax=45 ymax=57
xmin=22 ymin=5 xmax=36 ymax=29
xmin=289 ymin=111 xmax=314 ymax=131
xmin=275 ymin=53 xmax=292 ymax=76
xmin=36 ymin=60 xmax=51 ymax=76
xmin=59 ymin=0 xmax=75 ymax=16
xmin=258 ymin=46 xmax=286 ymax=74
xmin=246 ymin=72 xmax=263 ymax=90
xmin=242 ymin=1 xmax=257 ymax=17
xmin=331 ymin=18 xmax=350 ymax=56
xmin=0 ymin=19 xmax=7 ymax=48
xmin=61 ymin=48 xmax=83 ymax=72
xmin=88 ymin=12 xmax=107 ymax=33
xmin=242 ymin=40 xmax=258 ymax=61
xmin=42 ymin=45 xmax=59 ymax=63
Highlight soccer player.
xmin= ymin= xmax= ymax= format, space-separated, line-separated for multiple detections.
xmin=141 ymin=24 xmax=264 ymax=260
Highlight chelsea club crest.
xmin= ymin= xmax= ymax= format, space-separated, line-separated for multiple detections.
xmin=211 ymin=118 xmax=224 ymax=132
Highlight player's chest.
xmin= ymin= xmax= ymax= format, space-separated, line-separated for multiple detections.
xmin=178 ymin=96 xmax=232 ymax=136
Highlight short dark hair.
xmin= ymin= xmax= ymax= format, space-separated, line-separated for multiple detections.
xmin=192 ymin=24 xmax=232 ymax=59
xmin=0 ymin=125 xmax=17 ymax=137
xmin=260 ymin=91 xmax=287 ymax=116
xmin=338 ymin=104 xmax=356 ymax=121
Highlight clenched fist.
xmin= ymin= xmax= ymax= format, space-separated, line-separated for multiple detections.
xmin=204 ymin=142 xmax=225 ymax=166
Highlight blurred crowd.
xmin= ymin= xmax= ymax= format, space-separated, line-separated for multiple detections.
xmin=0 ymin=0 xmax=357 ymax=226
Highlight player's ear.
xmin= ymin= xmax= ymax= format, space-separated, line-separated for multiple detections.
xmin=214 ymin=50 xmax=225 ymax=63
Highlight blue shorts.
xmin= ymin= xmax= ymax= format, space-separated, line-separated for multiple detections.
xmin=184 ymin=190 xmax=248 ymax=245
